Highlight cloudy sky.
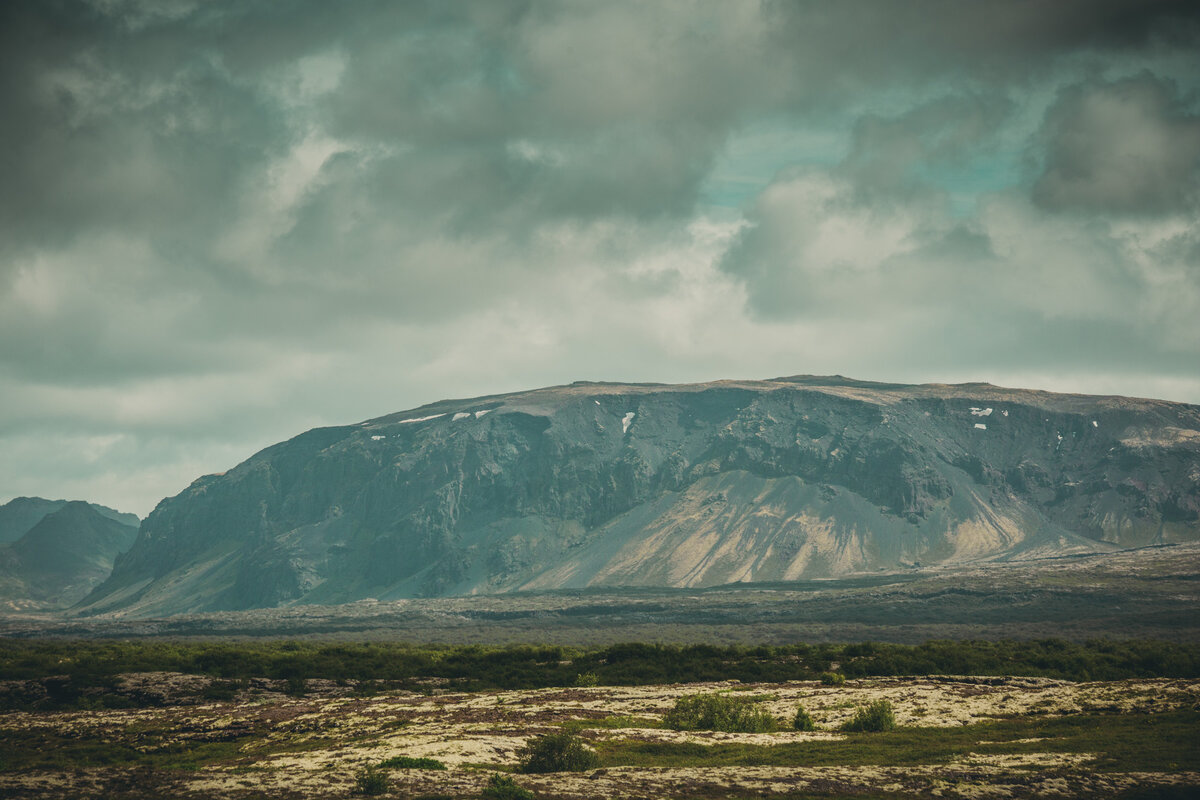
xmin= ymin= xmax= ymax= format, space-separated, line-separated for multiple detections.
xmin=2 ymin=0 xmax=1199 ymax=517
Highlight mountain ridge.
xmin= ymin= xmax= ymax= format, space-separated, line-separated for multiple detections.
xmin=78 ymin=375 xmax=1200 ymax=618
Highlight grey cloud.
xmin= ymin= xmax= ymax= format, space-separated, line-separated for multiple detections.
xmin=840 ymin=95 xmax=1015 ymax=200
xmin=1033 ymin=74 xmax=1200 ymax=215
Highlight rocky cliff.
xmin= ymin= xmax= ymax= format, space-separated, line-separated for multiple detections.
xmin=78 ymin=376 xmax=1200 ymax=617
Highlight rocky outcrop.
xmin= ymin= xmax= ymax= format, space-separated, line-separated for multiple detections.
xmin=79 ymin=376 xmax=1200 ymax=617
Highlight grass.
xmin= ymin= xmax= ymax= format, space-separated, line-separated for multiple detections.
xmin=595 ymin=711 xmax=1200 ymax=772
xmin=378 ymin=755 xmax=447 ymax=770
xmin=0 ymin=721 xmax=339 ymax=773
xmin=561 ymin=714 xmax=663 ymax=731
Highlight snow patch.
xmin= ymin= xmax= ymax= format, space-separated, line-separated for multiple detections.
xmin=594 ymin=400 xmax=601 ymax=406
xmin=370 ymin=435 xmax=386 ymax=441
xmin=452 ymin=413 xmax=471 ymax=421
xmin=474 ymin=409 xmax=492 ymax=418
xmin=622 ymin=412 xmax=635 ymax=434
xmin=974 ymin=423 xmax=987 ymax=430
xmin=398 ymin=414 xmax=445 ymax=425
xmin=970 ymin=407 xmax=993 ymax=417
xmin=1092 ymin=420 xmax=1099 ymax=428
xmin=1001 ymin=410 xmax=1009 ymax=417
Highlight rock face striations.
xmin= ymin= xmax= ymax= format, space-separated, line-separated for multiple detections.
xmin=79 ymin=376 xmax=1200 ymax=617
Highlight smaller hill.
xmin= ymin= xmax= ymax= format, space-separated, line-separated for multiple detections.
xmin=0 ymin=501 xmax=139 ymax=612
xmin=0 ymin=496 xmax=138 ymax=544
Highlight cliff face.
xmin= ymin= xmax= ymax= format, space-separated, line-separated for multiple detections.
xmin=79 ymin=376 xmax=1200 ymax=617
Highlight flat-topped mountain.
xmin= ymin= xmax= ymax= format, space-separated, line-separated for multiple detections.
xmin=79 ymin=376 xmax=1200 ymax=617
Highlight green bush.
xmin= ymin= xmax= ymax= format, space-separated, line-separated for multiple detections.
xmin=663 ymin=692 xmax=777 ymax=733
xmin=482 ymin=773 xmax=535 ymax=800
xmin=840 ymin=699 xmax=896 ymax=732
xmin=378 ymin=754 xmax=447 ymax=770
xmin=575 ymin=671 xmax=600 ymax=687
xmin=819 ymin=671 xmax=845 ymax=686
xmin=516 ymin=732 xmax=600 ymax=773
xmin=792 ymin=705 xmax=817 ymax=731
xmin=352 ymin=764 xmax=389 ymax=795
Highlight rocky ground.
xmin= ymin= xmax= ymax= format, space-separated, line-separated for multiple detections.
xmin=1 ymin=673 xmax=1196 ymax=799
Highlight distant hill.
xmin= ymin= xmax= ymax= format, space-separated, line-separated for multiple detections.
xmin=0 ymin=497 xmax=138 ymax=544
xmin=78 ymin=376 xmax=1199 ymax=618
xmin=0 ymin=500 xmax=139 ymax=612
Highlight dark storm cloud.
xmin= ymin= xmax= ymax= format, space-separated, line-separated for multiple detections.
xmin=1033 ymin=74 xmax=1200 ymax=215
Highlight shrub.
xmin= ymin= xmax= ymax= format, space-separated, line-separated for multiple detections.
xmin=481 ymin=774 xmax=535 ymax=800
xmin=663 ymin=692 xmax=777 ymax=733
xmin=352 ymin=764 xmax=389 ymax=796
xmin=792 ymin=705 xmax=817 ymax=731
xmin=516 ymin=732 xmax=600 ymax=773
xmin=840 ymin=699 xmax=896 ymax=732
xmin=819 ymin=671 xmax=846 ymax=686
xmin=575 ymin=671 xmax=600 ymax=687
xmin=378 ymin=755 xmax=447 ymax=770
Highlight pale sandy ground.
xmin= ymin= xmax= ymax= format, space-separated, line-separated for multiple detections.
xmin=1 ymin=675 xmax=1197 ymax=798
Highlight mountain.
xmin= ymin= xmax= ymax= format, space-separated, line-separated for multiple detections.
xmin=0 ymin=501 xmax=139 ymax=611
xmin=78 ymin=376 xmax=1200 ymax=617
xmin=0 ymin=497 xmax=139 ymax=544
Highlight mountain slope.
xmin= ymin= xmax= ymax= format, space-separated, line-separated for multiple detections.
xmin=79 ymin=376 xmax=1200 ymax=617
xmin=0 ymin=501 xmax=139 ymax=611
xmin=0 ymin=497 xmax=139 ymax=544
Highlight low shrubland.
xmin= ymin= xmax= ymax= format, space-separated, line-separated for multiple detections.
xmin=516 ymin=732 xmax=600 ymax=773
xmin=2 ymin=638 xmax=1198 ymax=711
xmin=840 ymin=699 xmax=897 ymax=732
xmin=664 ymin=692 xmax=777 ymax=733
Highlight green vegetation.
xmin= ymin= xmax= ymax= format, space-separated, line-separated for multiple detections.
xmin=482 ymin=773 xmax=535 ymax=800
xmin=0 ymin=728 xmax=251 ymax=773
xmin=352 ymin=763 xmax=389 ymax=795
xmin=1 ymin=638 xmax=1198 ymax=711
xmin=595 ymin=710 xmax=1200 ymax=772
xmin=378 ymin=755 xmax=447 ymax=770
xmin=562 ymin=714 xmax=662 ymax=731
xmin=663 ymin=692 xmax=777 ymax=733
xmin=819 ymin=671 xmax=846 ymax=685
xmin=840 ymin=700 xmax=897 ymax=732
xmin=574 ymin=671 xmax=600 ymax=686
xmin=516 ymin=732 xmax=600 ymax=773
xmin=792 ymin=705 xmax=817 ymax=731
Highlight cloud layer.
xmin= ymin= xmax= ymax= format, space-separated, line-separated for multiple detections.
xmin=2 ymin=0 xmax=1199 ymax=515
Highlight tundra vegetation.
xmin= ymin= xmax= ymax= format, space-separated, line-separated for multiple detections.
xmin=0 ymin=638 xmax=1197 ymax=798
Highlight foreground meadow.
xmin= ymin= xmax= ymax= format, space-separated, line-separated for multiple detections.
xmin=1 ymin=653 xmax=1197 ymax=799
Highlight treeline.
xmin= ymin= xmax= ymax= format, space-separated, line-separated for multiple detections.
xmin=1 ymin=638 xmax=1196 ymax=690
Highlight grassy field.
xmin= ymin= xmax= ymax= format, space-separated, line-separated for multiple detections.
xmin=0 ymin=640 xmax=1198 ymax=799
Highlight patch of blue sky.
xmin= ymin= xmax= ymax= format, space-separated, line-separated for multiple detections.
xmin=917 ymin=153 xmax=1024 ymax=217
xmin=699 ymin=120 xmax=851 ymax=211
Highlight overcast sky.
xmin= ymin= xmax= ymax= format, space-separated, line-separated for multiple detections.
xmin=2 ymin=0 xmax=1199 ymax=517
